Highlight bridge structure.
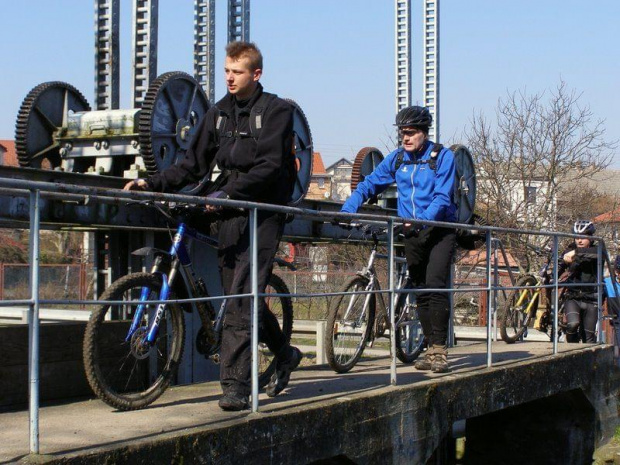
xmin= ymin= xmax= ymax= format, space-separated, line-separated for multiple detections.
xmin=2 ymin=1 xmax=620 ymax=464
xmin=0 ymin=176 xmax=619 ymax=464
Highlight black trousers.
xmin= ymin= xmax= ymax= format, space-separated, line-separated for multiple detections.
xmin=404 ymin=226 xmax=456 ymax=346
xmin=564 ymin=299 xmax=598 ymax=343
xmin=217 ymin=211 xmax=288 ymax=396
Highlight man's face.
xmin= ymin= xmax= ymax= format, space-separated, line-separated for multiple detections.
xmin=224 ymin=55 xmax=261 ymax=100
xmin=575 ymin=237 xmax=592 ymax=248
xmin=399 ymin=126 xmax=426 ymax=153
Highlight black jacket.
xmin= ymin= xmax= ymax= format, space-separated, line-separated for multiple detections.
xmin=147 ymin=83 xmax=295 ymax=206
xmin=559 ymin=242 xmax=600 ymax=301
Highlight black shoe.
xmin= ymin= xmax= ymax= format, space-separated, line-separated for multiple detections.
xmin=266 ymin=346 xmax=302 ymax=398
xmin=218 ymin=393 xmax=249 ymax=411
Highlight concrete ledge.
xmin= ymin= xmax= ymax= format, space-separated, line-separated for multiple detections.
xmin=3 ymin=342 xmax=618 ymax=464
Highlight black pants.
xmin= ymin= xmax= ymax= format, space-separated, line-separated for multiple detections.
xmin=218 ymin=211 xmax=288 ymax=396
xmin=564 ymin=299 xmax=598 ymax=343
xmin=404 ymin=226 xmax=456 ymax=346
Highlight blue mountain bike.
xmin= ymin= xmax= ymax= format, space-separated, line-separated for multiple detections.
xmin=83 ymin=203 xmax=294 ymax=411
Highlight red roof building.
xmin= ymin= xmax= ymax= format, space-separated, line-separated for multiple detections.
xmin=0 ymin=140 xmax=18 ymax=167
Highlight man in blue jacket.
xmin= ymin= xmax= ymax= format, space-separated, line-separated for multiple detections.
xmin=341 ymin=106 xmax=456 ymax=372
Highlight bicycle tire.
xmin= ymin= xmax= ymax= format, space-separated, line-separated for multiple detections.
xmin=500 ymin=275 xmax=538 ymax=344
xmin=258 ymin=274 xmax=294 ymax=387
xmin=325 ymin=275 xmax=376 ymax=373
xmin=394 ymin=292 xmax=425 ymax=363
xmin=83 ymin=272 xmax=185 ymax=411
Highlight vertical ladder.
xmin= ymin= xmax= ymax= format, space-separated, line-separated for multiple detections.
xmin=194 ymin=0 xmax=216 ymax=102
xmin=395 ymin=0 xmax=411 ymax=114
xmin=423 ymin=0 xmax=439 ymax=142
xmin=94 ymin=0 xmax=120 ymax=110
xmin=131 ymin=0 xmax=159 ymax=107
xmin=228 ymin=0 xmax=250 ymax=43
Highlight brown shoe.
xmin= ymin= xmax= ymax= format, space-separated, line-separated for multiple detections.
xmin=414 ymin=346 xmax=435 ymax=370
xmin=430 ymin=345 xmax=450 ymax=373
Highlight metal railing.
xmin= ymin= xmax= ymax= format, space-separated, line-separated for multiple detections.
xmin=0 ymin=176 xmax=617 ymax=454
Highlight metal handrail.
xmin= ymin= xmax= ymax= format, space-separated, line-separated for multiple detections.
xmin=0 ymin=178 xmax=615 ymax=455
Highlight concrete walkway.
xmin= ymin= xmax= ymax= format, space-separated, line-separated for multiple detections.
xmin=0 ymin=340 xmax=600 ymax=464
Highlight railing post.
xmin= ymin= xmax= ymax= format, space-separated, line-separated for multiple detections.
xmin=597 ymin=240 xmax=604 ymax=344
xmin=250 ymin=207 xmax=259 ymax=413
xmin=552 ymin=235 xmax=559 ymax=355
xmin=388 ymin=219 xmax=396 ymax=385
xmin=28 ymin=189 xmax=41 ymax=454
xmin=485 ymin=231 xmax=493 ymax=367
xmin=493 ymin=239 xmax=499 ymax=342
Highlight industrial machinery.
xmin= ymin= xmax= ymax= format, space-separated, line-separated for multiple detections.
xmin=15 ymin=73 xmax=313 ymax=205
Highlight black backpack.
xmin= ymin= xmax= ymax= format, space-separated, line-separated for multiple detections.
xmin=395 ymin=143 xmax=480 ymax=249
xmin=215 ymin=92 xmax=277 ymax=141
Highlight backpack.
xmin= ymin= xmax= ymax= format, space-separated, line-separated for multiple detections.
xmin=395 ymin=143 xmax=480 ymax=249
xmin=215 ymin=92 xmax=277 ymax=141
xmin=213 ymin=92 xmax=298 ymax=205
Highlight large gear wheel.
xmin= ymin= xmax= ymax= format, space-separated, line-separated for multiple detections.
xmin=15 ymin=81 xmax=91 ymax=170
xmin=351 ymin=147 xmax=384 ymax=191
xmin=139 ymin=71 xmax=211 ymax=174
xmin=284 ymin=98 xmax=313 ymax=206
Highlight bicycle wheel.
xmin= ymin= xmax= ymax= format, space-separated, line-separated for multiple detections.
xmin=325 ymin=275 xmax=376 ymax=373
xmin=258 ymin=274 xmax=294 ymax=388
xmin=394 ymin=293 xmax=425 ymax=363
xmin=83 ymin=272 xmax=185 ymax=411
xmin=500 ymin=275 xmax=538 ymax=344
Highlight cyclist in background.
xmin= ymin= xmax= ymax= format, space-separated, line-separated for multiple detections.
xmin=340 ymin=106 xmax=457 ymax=373
xmin=603 ymin=255 xmax=620 ymax=320
xmin=559 ymin=220 xmax=601 ymax=343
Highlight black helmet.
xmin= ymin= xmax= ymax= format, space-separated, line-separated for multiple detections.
xmin=615 ymin=255 xmax=620 ymax=271
xmin=395 ymin=106 xmax=432 ymax=129
xmin=572 ymin=220 xmax=595 ymax=236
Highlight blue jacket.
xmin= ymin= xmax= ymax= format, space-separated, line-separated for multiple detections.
xmin=341 ymin=141 xmax=457 ymax=222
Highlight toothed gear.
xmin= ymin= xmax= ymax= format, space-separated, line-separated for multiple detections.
xmin=351 ymin=147 xmax=384 ymax=191
xmin=15 ymin=81 xmax=90 ymax=169
xmin=139 ymin=72 xmax=211 ymax=174
xmin=283 ymin=98 xmax=313 ymax=205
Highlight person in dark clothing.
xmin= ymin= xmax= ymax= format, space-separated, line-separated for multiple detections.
xmin=340 ymin=106 xmax=457 ymax=373
xmin=559 ymin=220 xmax=601 ymax=343
xmin=125 ymin=41 xmax=302 ymax=411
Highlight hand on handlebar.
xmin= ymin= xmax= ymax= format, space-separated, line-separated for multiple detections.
xmin=123 ymin=179 xmax=149 ymax=191
xmin=205 ymin=190 xmax=229 ymax=213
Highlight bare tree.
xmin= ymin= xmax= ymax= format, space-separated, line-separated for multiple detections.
xmin=466 ymin=81 xmax=617 ymax=259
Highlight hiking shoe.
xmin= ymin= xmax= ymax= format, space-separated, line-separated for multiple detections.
xmin=414 ymin=346 xmax=435 ymax=371
xmin=430 ymin=346 xmax=451 ymax=373
xmin=218 ymin=393 xmax=250 ymax=411
xmin=266 ymin=346 xmax=303 ymax=397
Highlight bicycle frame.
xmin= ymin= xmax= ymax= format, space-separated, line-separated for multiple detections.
xmin=125 ymin=221 xmax=217 ymax=345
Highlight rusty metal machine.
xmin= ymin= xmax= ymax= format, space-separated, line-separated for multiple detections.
xmin=14 ymin=0 xmax=313 ymax=205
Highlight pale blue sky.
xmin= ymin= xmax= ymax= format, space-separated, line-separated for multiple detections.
xmin=1 ymin=1 xmax=618 ymax=167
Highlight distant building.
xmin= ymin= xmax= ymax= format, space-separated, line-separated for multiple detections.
xmin=0 ymin=140 xmax=17 ymax=167
xmin=325 ymin=158 xmax=353 ymax=202
xmin=305 ymin=152 xmax=332 ymax=201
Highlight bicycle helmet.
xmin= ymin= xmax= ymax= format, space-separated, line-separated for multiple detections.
xmin=395 ymin=106 xmax=432 ymax=129
xmin=572 ymin=220 xmax=595 ymax=236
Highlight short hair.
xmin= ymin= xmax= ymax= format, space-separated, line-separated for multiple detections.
xmin=225 ymin=41 xmax=263 ymax=71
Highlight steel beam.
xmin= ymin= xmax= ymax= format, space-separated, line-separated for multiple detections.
xmin=131 ymin=0 xmax=159 ymax=107
xmin=423 ymin=0 xmax=439 ymax=141
xmin=395 ymin=0 xmax=411 ymax=114
xmin=94 ymin=0 xmax=120 ymax=110
xmin=228 ymin=0 xmax=250 ymax=43
xmin=194 ymin=0 xmax=216 ymax=102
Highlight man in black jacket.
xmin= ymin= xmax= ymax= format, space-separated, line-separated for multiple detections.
xmin=125 ymin=42 xmax=302 ymax=411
